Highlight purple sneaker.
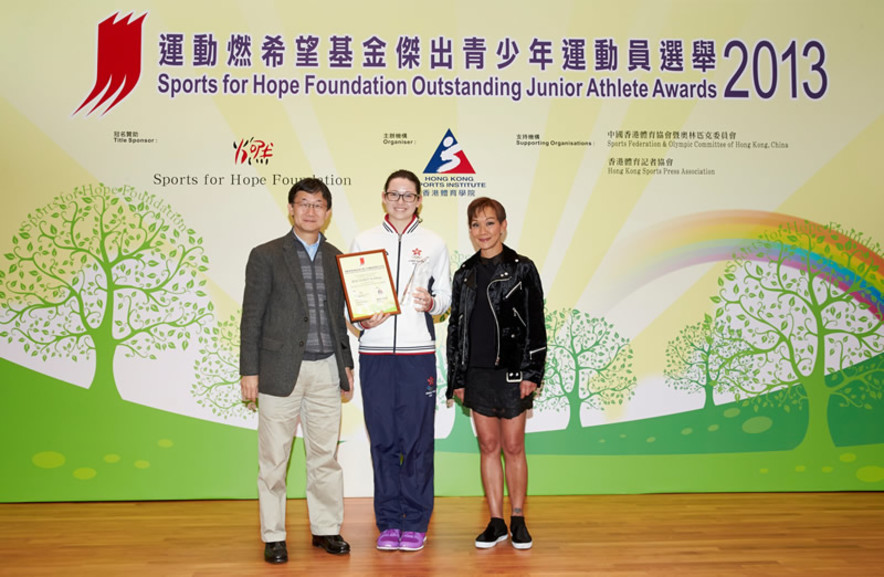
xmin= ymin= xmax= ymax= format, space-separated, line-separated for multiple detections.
xmin=399 ymin=531 xmax=427 ymax=551
xmin=376 ymin=529 xmax=401 ymax=551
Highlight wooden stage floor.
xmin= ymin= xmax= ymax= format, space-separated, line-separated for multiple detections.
xmin=1 ymin=493 xmax=882 ymax=576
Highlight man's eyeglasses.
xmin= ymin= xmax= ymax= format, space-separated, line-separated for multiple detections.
xmin=294 ymin=201 xmax=327 ymax=211
xmin=385 ymin=191 xmax=419 ymax=203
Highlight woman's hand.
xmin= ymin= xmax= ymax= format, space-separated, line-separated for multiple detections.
xmin=412 ymin=287 xmax=434 ymax=313
xmin=520 ymin=380 xmax=538 ymax=399
xmin=360 ymin=312 xmax=391 ymax=329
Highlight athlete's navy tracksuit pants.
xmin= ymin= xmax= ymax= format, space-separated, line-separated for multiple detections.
xmin=360 ymin=353 xmax=436 ymax=533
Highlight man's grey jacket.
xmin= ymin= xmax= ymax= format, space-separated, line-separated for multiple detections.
xmin=240 ymin=232 xmax=353 ymax=395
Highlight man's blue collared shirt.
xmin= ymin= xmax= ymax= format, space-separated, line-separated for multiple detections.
xmin=293 ymin=230 xmax=321 ymax=261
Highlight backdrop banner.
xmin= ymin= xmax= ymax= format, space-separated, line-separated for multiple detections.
xmin=1 ymin=0 xmax=882 ymax=501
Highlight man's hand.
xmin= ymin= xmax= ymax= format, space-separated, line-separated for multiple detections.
xmin=342 ymin=367 xmax=355 ymax=402
xmin=241 ymin=375 xmax=259 ymax=410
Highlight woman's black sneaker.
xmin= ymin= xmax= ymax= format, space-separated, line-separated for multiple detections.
xmin=475 ymin=517 xmax=508 ymax=548
xmin=510 ymin=516 xmax=533 ymax=549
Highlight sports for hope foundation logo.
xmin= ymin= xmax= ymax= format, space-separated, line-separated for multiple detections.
xmin=422 ymin=129 xmax=486 ymax=199
xmin=74 ymin=12 xmax=147 ymax=116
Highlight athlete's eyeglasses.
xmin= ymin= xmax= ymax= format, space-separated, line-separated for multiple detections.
xmin=384 ymin=191 xmax=419 ymax=203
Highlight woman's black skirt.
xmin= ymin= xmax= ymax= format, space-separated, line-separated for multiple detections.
xmin=463 ymin=366 xmax=533 ymax=419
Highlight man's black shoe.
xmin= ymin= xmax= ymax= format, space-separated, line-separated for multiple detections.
xmin=312 ymin=534 xmax=351 ymax=555
xmin=264 ymin=541 xmax=288 ymax=563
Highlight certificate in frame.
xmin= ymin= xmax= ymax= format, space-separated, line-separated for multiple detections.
xmin=336 ymin=249 xmax=401 ymax=322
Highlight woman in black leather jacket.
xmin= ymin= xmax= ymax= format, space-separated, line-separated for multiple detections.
xmin=446 ymin=197 xmax=547 ymax=550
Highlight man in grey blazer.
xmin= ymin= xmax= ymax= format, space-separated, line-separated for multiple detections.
xmin=240 ymin=178 xmax=355 ymax=563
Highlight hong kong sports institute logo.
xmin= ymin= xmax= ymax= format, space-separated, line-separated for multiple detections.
xmin=421 ymin=129 xmax=484 ymax=198
xmin=74 ymin=12 xmax=147 ymax=116
xmin=423 ymin=129 xmax=475 ymax=174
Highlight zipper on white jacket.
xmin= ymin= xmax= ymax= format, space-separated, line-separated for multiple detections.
xmin=392 ymin=231 xmax=403 ymax=354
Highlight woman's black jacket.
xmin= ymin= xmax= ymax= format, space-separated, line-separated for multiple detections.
xmin=446 ymin=245 xmax=547 ymax=399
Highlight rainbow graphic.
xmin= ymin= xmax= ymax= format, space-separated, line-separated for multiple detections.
xmin=599 ymin=210 xmax=884 ymax=319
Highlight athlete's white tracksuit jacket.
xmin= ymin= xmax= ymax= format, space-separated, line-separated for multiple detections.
xmin=350 ymin=215 xmax=452 ymax=354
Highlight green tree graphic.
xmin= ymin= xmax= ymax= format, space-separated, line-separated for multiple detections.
xmin=192 ymin=313 xmax=253 ymax=420
xmin=537 ymin=308 xmax=636 ymax=429
xmin=0 ymin=184 xmax=213 ymax=400
xmin=713 ymin=221 xmax=884 ymax=447
xmin=664 ymin=314 xmax=756 ymax=409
